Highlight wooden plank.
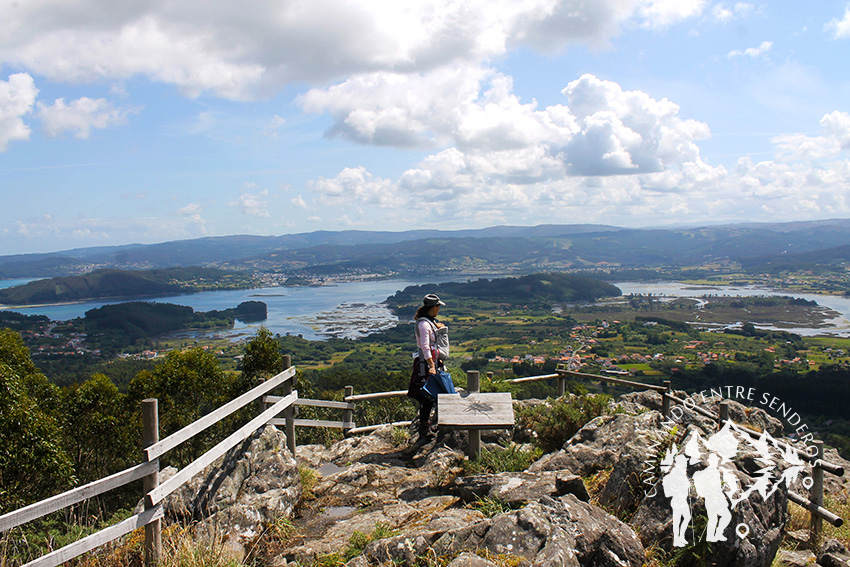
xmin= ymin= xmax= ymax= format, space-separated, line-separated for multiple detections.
xmin=269 ymin=418 xmax=355 ymax=429
xmin=348 ymin=421 xmax=412 ymax=435
xmin=146 ymin=366 xmax=296 ymax=461
xmin=345 ymin=390 xmax=407 ymax=402
xmin=788 ymin=490 xmax=844 ymax=527
xmin=271 ymin=396 xmax=355 ymax=410
xmin=0 ymin=461 xmax=158 ymax=533
xmin=147 ymin=391 xmax=297 ymax=506
xmin=22 ymin=505 xmax=163 ymax=567
xmin=509 ymin=373 xmax=559 ymax=384
xmin=437 ymin=392 xmax=514 ymax=430
xmin=558 ymin=369 xmax=666 ymax=392
xmin=291 ymin=418 xmax=355 ymax=429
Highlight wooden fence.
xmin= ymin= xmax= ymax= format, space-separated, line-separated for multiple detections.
xmin=2 ymin=357 xmax=845 ymax=566
xmin=0 ymin=363 xmax=299 ymax=567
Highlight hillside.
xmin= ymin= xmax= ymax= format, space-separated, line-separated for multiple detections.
xmin=385 ymin=273 xmax=621 ymax=317
xmin=0 ymin=267 xmax=255 ymax=305
xmin=5 ymin=219 xmax=850 ymax=278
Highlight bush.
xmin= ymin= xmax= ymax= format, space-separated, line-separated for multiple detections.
xmin=516 ymin=394 xmax=613 ymax=453
xmin=463 ymin=443 xmax=542 ymax=475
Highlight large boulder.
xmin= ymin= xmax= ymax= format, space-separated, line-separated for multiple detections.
xmin=358 ymin=495 xmax=645 ymax=567
xmin=529 ymin=410 xmax=669 ymax=518
xmin=454 ymin=471 xmax=589 ymax=505
xmin=160 ymin=425 xmax=301 ymax=555
xmin=631 ymin=428 xmax=789 ymax=567
xmin=818 ymin=540 xmax=850 ymax=567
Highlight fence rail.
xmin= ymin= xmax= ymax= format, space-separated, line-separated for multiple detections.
xmin=2 ymin=360 xmax=300 ymax=567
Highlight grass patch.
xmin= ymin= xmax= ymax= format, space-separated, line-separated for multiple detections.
xmin=462 ymin=443 xmax=542 ymax=476
xmin=466 ymin=496 xmax=525 ymax=518
xmin=298 ymin=464 xmax=318 ymax=500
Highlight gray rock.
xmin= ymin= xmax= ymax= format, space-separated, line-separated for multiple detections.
xmin=429 ymin=495 xmax=643 ymax=567
xmin=159 ymin=425 xmax=301 ymax=557
xmin=447 ymin=552 xmax=499 ymax=567
xmin=454 ymin=471 xmax=588 ymax=505
xmin=631 ymin=430 xmax=788 ymax=567
xmin=775 ymin=548 xmax=816 ymax=567
xmin=819 ymin=539 xmax=850 ymax=567
xmin=540 ymin=410 xmax=669 ymax=517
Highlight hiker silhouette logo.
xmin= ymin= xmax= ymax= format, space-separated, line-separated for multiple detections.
xmin=659 ymin=420 xmax=806 ymax=547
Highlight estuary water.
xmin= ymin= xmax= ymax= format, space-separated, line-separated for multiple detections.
xmin=0 ymin=279 xmax=429 ymax=341
xmin=615 ymin=282 xmax=850 ymax=337
xmin=3 ymin=278 xmax=850 ymax=339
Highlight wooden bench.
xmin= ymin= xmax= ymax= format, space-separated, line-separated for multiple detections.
xmin=437 ymin=392 xmax=515 ymax=457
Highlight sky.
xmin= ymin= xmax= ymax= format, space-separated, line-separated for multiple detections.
xmin=1 ymin=1 xmax=850 ymax=256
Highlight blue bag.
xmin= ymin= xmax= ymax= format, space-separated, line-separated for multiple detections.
xmin=421 ymin=370 xmax=456 ymax=400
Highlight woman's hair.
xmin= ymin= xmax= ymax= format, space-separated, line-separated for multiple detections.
xmin=414 ymin=304 xmax=432 ymax=320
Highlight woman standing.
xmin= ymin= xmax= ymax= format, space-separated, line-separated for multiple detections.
xmin=407 ymin=293 xmax=447 ymax=438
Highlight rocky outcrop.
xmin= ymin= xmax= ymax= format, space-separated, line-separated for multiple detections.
xmin=356 ymin=495 xmax=644 ymax=567
xmin=150 ymin=390 xmax=846 ymax=567
xmin=454 ymin=470 xmax=589 ymax=504
xmin=818 ymin=540 xmax=850 ymax=567
xmin=158 ymin=425 xmax=301 ymax=555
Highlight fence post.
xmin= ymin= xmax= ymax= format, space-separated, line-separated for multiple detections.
xmin=467 ymin=370 xmax=480 ymax=459
xmin=810 ymin=440 xmax=825 ymax=548
xmin=281 ymin=355 xmax=296 ymax=455
xmin=343 ymin=385 xmax=354 ymax=436
xmin=141 ymin=399 xmax=162 ymax=567
xmin=719 ymin=401 xmax=730 ymax=427
xmin=662 ymin=380 xmax=671 ymax=419
xmin=557 ymin=372 xmax=566 ymax=397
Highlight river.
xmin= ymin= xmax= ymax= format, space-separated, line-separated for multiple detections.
xmin=0 ymin=279 xmax=430 ymax=341
xmin=615 ymin=282 xmax=850 ymax=337
xmin=3 ymin=278 xmax=850 ymax=340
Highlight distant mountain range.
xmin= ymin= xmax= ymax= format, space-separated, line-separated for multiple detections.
xmin=2 ymin=219 xmax=850 ymax=278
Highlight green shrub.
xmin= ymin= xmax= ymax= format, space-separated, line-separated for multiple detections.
xmin=463 ymin=443 xmax=542 ymax=475
xmin=516 ymin=394 xmax=613 ymax=453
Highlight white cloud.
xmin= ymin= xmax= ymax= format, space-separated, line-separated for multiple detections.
xmin=302 ymin=105 xmax=850 ymax=230
xmin=825 ymin=5 xmax=850 ymax=39
xmin=711 ymin=2 xmax=753 ymax=23
xmin=37 ymin=96 xmax=138 ymax=139
xmin=178 ymin=203 xmax=202 ymax=216
xmin=0 ymin=73 xmax=38 ymax=151
xmin=309 ymin=166 xmax=398 ymax=207
xmin=0 ymin=1 xmax=705 ymax=100
xmin=264 ymin=114 xmax=286 ymax=138
xmin=727 ymin=40 xmax=772 ymax=58
xmin=304 ymin=72 xmax=709 ymax=179
xmin=771 ymin=111 xmax=850 ymax=160
xmin=635 ymin=0 xmax=706 ymax=29
xmin=229 ymin=188 xmax=270 ymax=217
xmin=291 ymin=194 xmax=308 ymax=209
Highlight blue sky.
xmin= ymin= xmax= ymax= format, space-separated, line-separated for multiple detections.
xmin=2 ymin=1 xmax=850 ymax=255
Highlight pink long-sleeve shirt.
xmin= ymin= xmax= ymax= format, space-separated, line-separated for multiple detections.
xmin=416 ymin=317 xmax=437 ymax=360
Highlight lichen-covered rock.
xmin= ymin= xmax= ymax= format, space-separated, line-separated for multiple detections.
xmin=631 ymin=429 xmax=788 ymax=567
xmin=160 ymin=425 xmax=300 ymax=556
xmin=775 ymin=548 xmax=816 ymax=567
xmin=819 ymin=539 xmax=850 ymax=567
xmin=354 ymin=495 xmax=643 ymax=567
xmin=454 ymin=471 xmax=588 ymax=504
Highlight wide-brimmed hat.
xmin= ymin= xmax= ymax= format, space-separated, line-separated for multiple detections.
xmin=422 ymin=294 xmax=445 ymax=307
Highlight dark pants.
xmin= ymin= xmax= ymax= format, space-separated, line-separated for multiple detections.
xmin=407 ymin=357 xmax=438 ymax=434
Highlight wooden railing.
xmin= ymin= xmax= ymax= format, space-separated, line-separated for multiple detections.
xmin=0 ymin=364 xmax=299 ymax=567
